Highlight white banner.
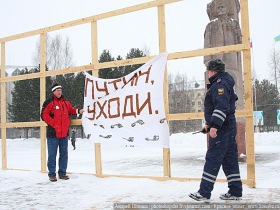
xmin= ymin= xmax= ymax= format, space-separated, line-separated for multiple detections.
xmin=82 ymin=52 xmax=170 ymax=148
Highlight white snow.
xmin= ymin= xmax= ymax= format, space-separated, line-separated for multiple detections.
xmin=1 ymin=132 xmax=280 ymax=209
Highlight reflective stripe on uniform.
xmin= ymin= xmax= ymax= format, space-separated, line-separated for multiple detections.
xmin=227 ymin=173 xmax=240 ymax=178
xmin=202 ymin=171 xmax=217 ymax=183
xmin=212 ymin=109 xmax=226 ymax=121
xmin=204 ymin=171 xmax=217 ymax=179
xmin=228 ymin=178 xmax=241 ymax=182
xmin=202 ymin=176 xmax=216 ymax=183
xmin=227 ymin=173 xmax=241 ymax=182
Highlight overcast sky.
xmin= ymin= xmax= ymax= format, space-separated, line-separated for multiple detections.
xmin=0 ymin=0 xmax=280 ymax=81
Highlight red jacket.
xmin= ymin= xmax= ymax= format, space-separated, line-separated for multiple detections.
xmin=41 ymin=95 xmax=78 ymax=138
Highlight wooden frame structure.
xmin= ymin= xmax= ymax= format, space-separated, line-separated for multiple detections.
xmin=0 ymin=0 xmax=255 ymax=187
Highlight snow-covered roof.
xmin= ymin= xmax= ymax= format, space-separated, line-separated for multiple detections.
xmin=2 ymin=65 xmax=37 ymax=76
xmin=188 ymin=80 xmax=205 ymax=90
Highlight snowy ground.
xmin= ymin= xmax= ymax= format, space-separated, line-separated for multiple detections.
xmin=1 ymin=132 xmax=280 ymax=209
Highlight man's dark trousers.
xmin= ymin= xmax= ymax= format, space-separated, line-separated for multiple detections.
xmin=198 ymin=119 xmax=242 ymax=199
xmin=47 ymin=137 xmax=68 ymax=177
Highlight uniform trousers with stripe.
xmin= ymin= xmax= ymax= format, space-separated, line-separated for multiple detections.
xmin=198 ymin=119 xmax=242 ymax=199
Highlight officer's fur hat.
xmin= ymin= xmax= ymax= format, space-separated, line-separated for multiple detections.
xmin=207 ymin=59 xmax=225 ymax=72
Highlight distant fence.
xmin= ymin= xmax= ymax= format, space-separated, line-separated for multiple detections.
xmin=0 ymin=0 xmax=256 ymax=187
xmin=255 ymin=125 xmax=280 ymax=133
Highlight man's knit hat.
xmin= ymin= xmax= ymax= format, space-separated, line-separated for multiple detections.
xmin=207 ymin=58 xmax=225 ymax=72
xmin=51 ymin=82 xmax=62 ymax=92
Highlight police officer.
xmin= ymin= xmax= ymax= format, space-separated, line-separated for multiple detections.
xmin=189 ymin=58 xmax=242 ymax=202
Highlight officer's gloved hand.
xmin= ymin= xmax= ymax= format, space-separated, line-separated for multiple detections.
xmin=201 ymin=127 xmax=210 ymax=134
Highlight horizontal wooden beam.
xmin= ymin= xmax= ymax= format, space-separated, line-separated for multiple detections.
xmin=97 ymin=55 xmax=154 ymax=69
xmin=97 ymin=44 xmax=248 ymax=69
xmin=2 ymin=121 xmax=45 ymax=128
xmin=0 ymin=0 xmax=182 ymax=43
xmin=1 ymin=44 xmax=248 ymax=83
xmin=236 ymin=109 xmax=253 ymax=118
xmin=167 ymin=112 xmax=204 ymax=120
xmin=83 ymin=173 xmax=254 ymax=187
xmin=169 ymin=44 xmax=248 ymax=60
xmin=2 ymin=119 xmax=81 ymax=128
xmin=167 ymin=109 xmax=252 ymax=121
xmin=0 ymin=64 xmax=94 ymax=83
xmin=0 ymin=110 xmax=252 ymax=128
xmin=4 ymin=168 xmax=254 ymax=187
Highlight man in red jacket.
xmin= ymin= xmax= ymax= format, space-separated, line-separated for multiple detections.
xmin=41 ymin=82 xmax=84 ymax=182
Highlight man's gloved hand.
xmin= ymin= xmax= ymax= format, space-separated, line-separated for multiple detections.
xmin=201 ymin=127 xmax=210 ymax=134
xmin=192 ymin=127 xmax=210 ymax=134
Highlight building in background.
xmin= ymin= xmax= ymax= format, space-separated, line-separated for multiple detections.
xmin=188 ymin=80 xmax=205 ymax=113
xmin=169 ymin=80 xmax=205 ymax=133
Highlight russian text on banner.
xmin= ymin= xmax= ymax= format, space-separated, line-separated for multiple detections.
xmin=82 ymin=52 xmax=170 ymax=148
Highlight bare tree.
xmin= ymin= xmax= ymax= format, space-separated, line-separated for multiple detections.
xmin=141 ymin=45 xmax=151 ymax=57
xmin=168 ymin=72 xmax=190 ymax=133
xmin=64 ymin=37 xmax=74 ymax=68
xmin=268 ymin=45 xmax=280 ymax=90
xmin=32 ymin=34 xmax=75 ymax=70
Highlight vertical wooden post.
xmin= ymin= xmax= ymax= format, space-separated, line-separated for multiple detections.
xmin=95 ymin=142 xmax=102 ymax=175
xmin=40 ymin=33 xmax=47 ymax=173
xmin=91 ymin=20 xmax=102 ymax=175
xmin=158 ymin=3 xmax=171 ymax=177
xmin=1 ymin=42 xmax=7 ymax=169
xmin=240 ymin=0 xmax=256 ymax=187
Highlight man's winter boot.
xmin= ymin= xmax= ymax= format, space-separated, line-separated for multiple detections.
xmin=59 ymin=175 xmax=70 ymax=180
xmin=189 ymin=192 xmax=210 ymax=203
xmin=49 ymin=176 xmax=57 ymax=182
xmin=220 ymin=193 xmax=242 ymax=200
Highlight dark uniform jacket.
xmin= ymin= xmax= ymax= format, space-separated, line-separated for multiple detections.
xmin=204 ymin=72 xmax=238 ymax=129
xmin=41 ymin=95 xmax=78 ymax=138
